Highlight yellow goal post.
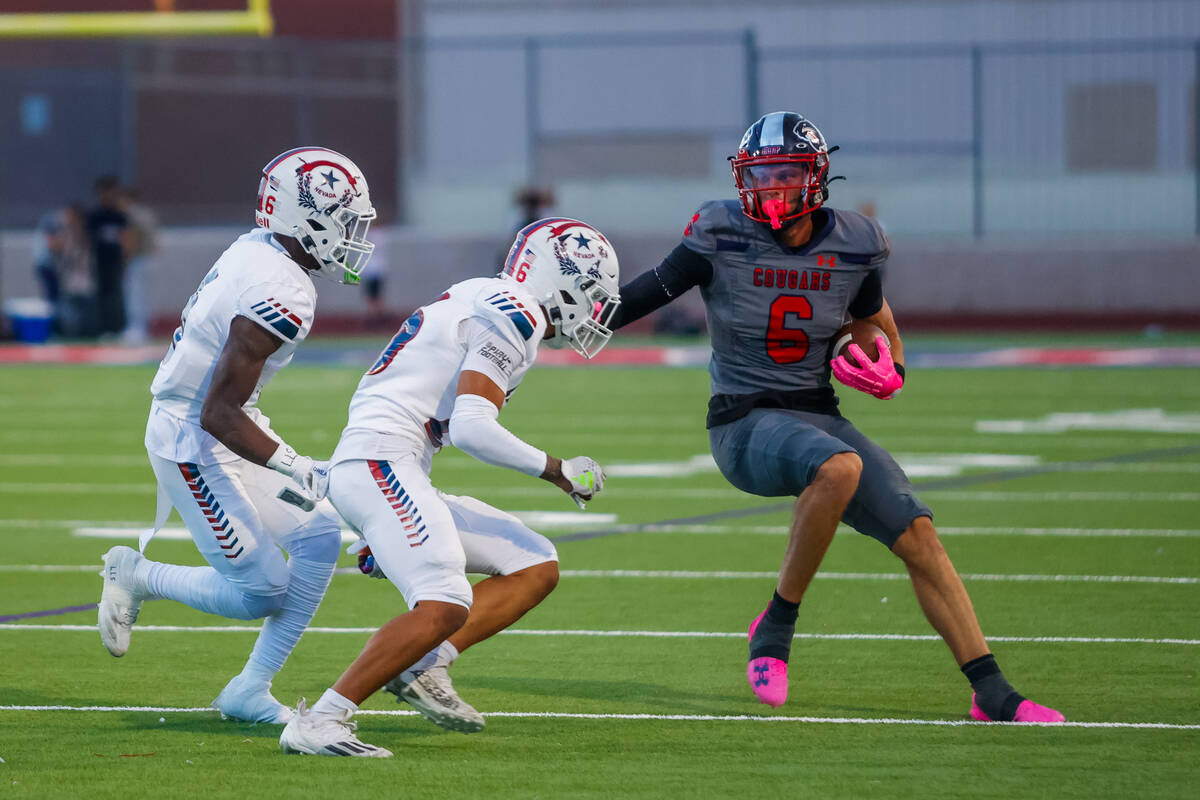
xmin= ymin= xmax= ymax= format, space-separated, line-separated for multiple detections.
xmin=0 ymin=0 xmax=273 ymax=38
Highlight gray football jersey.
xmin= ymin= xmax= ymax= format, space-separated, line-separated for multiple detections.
xmin=684 ymin=199 xmax=889 ymax=396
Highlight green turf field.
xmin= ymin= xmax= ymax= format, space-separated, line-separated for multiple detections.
xmin=2 ymin=355 xmax=1199 ymax=798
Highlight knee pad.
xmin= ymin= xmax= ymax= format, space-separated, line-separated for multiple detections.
xmin=286 ymin=529 xmax=341 ymax=565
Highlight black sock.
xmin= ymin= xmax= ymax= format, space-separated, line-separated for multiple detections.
xmin=962 ymin=654 xmax=1025 ymax=720
xmin=750 ymin=591 xmax=799 ymax=662
xmin=765 ymin=591 xmax=799 ymax=625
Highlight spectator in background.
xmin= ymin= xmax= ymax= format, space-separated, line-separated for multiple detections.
xmin=86 ymin=175 xmax=131 ymax=338
xmin=34 ymin=203 xmax=93 ymax=337
xmin=359 ymin=220 xmax=389 ymax=331
xmin=511 ymin=186 xmax=556 ymax=232
xmin=119 ymin=186 xmax=160 ymax=345
xmin=497 ymin=186 xmax=556 ymax=271
xmin=33 ymin=204 xmax=86 ymax=308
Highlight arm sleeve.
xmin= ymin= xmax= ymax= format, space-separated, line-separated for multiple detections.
xmin=449 ymin=393 xmax=547 ymax=477
xmin=847 ymin=269 xmax=883 ymax=319
xmin=609 ymin=243 xmax=714 ymax=330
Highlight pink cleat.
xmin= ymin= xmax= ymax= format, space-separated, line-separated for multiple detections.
xmin=970 ymin=693 xmax=1065 ymax=723
xmin=747 ymin=610 xmax=788 ymax=708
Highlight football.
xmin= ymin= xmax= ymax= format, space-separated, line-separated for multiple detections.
xmin=832 ymin=319 xmax=888 ymax=367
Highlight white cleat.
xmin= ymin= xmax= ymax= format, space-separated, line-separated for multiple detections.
xmin=279 ymin=700 xmax=391 ymax=758
xmin=97 ymin=546 xmax=148 ymax=657
xmin=212 ymin=674 xmax=294 ymax=724
xmin=385 ymin=666 xmax=485 ymax=733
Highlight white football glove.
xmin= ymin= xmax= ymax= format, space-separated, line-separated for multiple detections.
xmin=346 ymin=539 xmax=387 ymax=579
xmin=561 ymin=456 xmax=606 ymax=510
xmin=267 ymin=444 xmax=329 ymax=507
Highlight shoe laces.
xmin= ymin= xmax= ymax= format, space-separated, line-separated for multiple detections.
xmin=303 ymin=705 xmax=358 ymax=734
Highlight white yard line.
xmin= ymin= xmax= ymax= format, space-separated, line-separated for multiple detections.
xmin=0 ymin=704 xmax=1193 ymax=729
xmin=630 ymin=524 xmax=1200 ymax=538
xmin=1 ymin=563 xmax=1193 ymax=583
xmin=922 ymin=491 xmax=1200 ymax=502
xmin=3 ymin=484 xmax=1198 ymax=501
xmin=2 ymin=624 xmax=1196 ymax=646
xmin=556 ymin=570 xmax=1198 ymax=584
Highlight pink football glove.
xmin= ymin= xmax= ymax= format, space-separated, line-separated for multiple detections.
xmin=831 ymin=336 xmax=904 ymax=399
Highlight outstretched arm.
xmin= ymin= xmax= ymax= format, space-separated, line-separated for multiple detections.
xmin=608 ymin=243 xmax=713 ymax=330
xmin=450 ymin=370 xmax=605 ymax=508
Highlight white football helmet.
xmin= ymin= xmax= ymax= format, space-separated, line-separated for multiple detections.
xmin=500 ymin=217 xmax=620 ymax=358
xmin=255 ymin=146 xmax=376 ymax=283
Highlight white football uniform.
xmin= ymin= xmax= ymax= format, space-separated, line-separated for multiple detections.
xmin=143 ymin=229 xmax=340 ymax=593
xmin=328 ymin=277 xmax=558 ymax=609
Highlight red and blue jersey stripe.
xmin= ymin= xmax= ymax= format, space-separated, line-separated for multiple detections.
xmin=485 ymin=291 xmax=537 ymax=340
xmin=251 ymin=297 xmax=303 ymax=340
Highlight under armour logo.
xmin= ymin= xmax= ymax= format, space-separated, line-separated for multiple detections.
xmin=753 ymin=663 xmax=770 ymax=687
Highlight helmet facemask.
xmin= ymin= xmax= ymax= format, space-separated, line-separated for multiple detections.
xmin=732 ymin=153 xmax=829 ymax=230
xmin=544 ymin=277 xmax=621 ymax=358
xmin=303 ymin=203 xmax=376 ymax=283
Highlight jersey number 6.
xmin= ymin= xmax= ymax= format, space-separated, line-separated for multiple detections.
xmin=765 ymin=295 xmax=812 ymax=364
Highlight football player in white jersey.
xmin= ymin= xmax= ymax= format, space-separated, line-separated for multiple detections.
xmin=279 ymin=218 xmax=619 ymax=757
xmin=96 ymin=147 xmax=377 ymax=725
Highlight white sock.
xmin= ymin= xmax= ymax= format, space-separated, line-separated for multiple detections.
xmin=243 ymin=553 xmax=335 ymax=674
xmin=311 ymin=688 xmax=357 ymax=716
xmin=235 ymin=659 xmax=276 ymax=690
xmin=144 ymin=562 xmax=273 ymax=620
xmin=399 ymin=640 xmax=460 ymax=684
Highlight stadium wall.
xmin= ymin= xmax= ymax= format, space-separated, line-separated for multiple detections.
xmin=3 ymin=226 xmax=1197 ymax=333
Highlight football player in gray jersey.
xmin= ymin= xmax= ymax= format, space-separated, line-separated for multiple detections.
xmin=610 ymin=111 xmax=1062 ymax=723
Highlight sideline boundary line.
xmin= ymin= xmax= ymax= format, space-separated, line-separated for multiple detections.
xmin=2 ymin=623 xmax=1196 ymax=645
xmin=1 ymin=564 xmax=1193 ymax=583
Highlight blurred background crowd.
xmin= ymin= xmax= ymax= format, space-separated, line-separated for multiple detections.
xmin=1 ymin=0 xmax=1198 ymax=343
xmin=32 ymin=175 xmax=158 ymax=342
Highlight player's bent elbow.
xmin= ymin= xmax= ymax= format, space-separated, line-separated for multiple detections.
xmin=199 ymin=400 xmax=231 ymax=436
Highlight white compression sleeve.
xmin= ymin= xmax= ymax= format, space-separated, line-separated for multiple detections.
xmin=449 ymin=393 xmax=547 ymax=478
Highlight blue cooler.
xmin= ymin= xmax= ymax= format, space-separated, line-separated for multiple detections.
xmin=5 ymin=298 xmax=55 ymax=344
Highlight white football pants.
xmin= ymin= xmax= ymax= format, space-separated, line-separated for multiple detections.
xmin=328 ymin=456 xmax=558 ymax=610
xmin=148 ymin=452 xmax=342 ymax=596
